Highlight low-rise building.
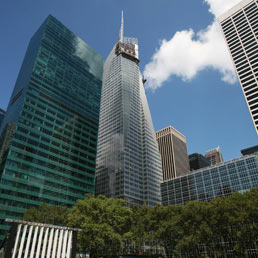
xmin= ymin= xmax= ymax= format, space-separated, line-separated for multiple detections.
xmin=161 ymin=153 xmax=258 ymax=206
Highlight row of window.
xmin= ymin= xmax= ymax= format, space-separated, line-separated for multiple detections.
xmin=13 ymin=132 xmax=95 ymax=167
xmin=26 ymin=90 xmax=98 ymax=135
xmin=6 ymin=150 xmax=93 ymax=182
xmin=4 ymin=169 xmax=91 ymax=196
xmin=17 ymin=122 xmax=96 ymax=156
xmin=1 ymin=179 xmax=79 ymax=204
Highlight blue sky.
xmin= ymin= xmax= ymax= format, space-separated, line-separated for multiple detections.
xmin=0 ymin=0 xmax=257 ymax=161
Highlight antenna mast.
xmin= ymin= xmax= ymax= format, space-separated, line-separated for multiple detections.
xmin=118 ymin=10 xmax=124 ymax=42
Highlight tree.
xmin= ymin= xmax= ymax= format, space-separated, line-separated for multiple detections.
xmin=21 ymin=188 xmax=258 ymax=257
xmin=175 ymin=201 xmax=212 ymax=257
xmin=125 ymin=206 xmax=153 ymax=255
xmin=206 ymin=189 xmax=258 ymax=257
xmin=225 ymin=189 xmax=258 ymax=257
xmin=146 ymin=205 xmax=183 ymax=257
xmin=23 ymin=203 xmax=68 ymax=225
xmin=67 ymin=194 xmax=132 ymax=258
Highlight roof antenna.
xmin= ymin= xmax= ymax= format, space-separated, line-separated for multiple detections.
xmin=118 ymin=10 xmax=124 ymax=42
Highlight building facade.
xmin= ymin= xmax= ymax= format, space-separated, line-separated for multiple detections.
xmin=0 ymin=122 xmax=16 ymax=165
xmin=156 ymin=126 xmax=190 ymax=180
xmin=218 ymin=0 xmax=258 ymax=135
xmin=95 ymin=13 xmax=163 ymax=207
xmin=189 ymin=153 xmax=210 ymax=171
xmin=161 ymin=153 xmax=258 ymax=206
xmin=205 ymin=146 xmax=224 ymax=165
xmin=0 ymin=15 xmax=103 ymax=242
xmin=241 ymin=145 xmax=258 ymax=156
xmin=0 ymin=108 xmax=5 ymax=128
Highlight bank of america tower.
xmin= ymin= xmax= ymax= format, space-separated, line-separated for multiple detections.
xmin=96 ymin=13 xmax=162 ymax=207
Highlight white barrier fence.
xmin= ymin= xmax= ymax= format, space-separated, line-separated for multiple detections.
xmin=4 ymin=219 xmax=80 ymax=258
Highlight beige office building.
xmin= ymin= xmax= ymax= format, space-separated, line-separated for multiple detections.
xmin=218 ymin=0 xmax=258 ymax=135
xmin=156 ymin=126 xmax=190 ymax=181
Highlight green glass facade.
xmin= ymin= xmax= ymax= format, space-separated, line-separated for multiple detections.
xmin=0 ymin=109 xmax=5 ymax=128
xmin=0 ymin=15 xmax=103 ymax=242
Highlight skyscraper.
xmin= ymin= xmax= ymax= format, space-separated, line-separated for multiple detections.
xmin=218 ymin=0 xmax=258 ymax=135
xmin=205 ymin=146 xmax=223 ymax=165
xmin=241 ymin=145 xmax=258 ymax=156
xmin=188 ymin=153 xmax=210 ymax=171
xmin=95 ymin=13 xmax=163 ymax=207
xmin=0 ymin=15 xmax=103 ymax=242
xmin=0 ymin=122 xmax=16 ymax=165
xmin=156 ymin=126 xmax=190 ymax=180
xmin=0 ymin=108 xmax=5 ymax=128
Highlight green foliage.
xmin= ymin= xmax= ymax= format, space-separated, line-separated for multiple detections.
xmin=148 ymin=205 xmax=182 ymax=257
xmin=21 ymin=188 xmax=258 ymax=257
xmin=175 ymin=201 xmax=212 ymax=256
xmin=126 ymin=206 xmax=149 ymax=246
xmin=128 ymin=189 xmax=258 ymax=257
xmin=67 ymin=194 xmax=132 ymax=258
xmin=23 ymin=203 xmax=68 ymax=225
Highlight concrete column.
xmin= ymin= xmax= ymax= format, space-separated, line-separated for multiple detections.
xmin=47 ymin=228 xmax=54 ymax=258
xmin=57 ymin=229 xmax=64 ymax=258
xmin=18 ymin=224 xmax=28 ymax=258
xmin=52 ymin=229 xmax=59 ymax=258
xmin=11 ymin=224 xmax=21 ymax=258
xmin=30 ymin=226 xmax=39 ymax=258
xmin=62 ymin=230 xmax=68 ymax=258
xmin=71 ymin=231 xmax=77 ymax=258
xmin=35 ymin=226 xmax=44 ymax=258
xmin=66 ymin=231 xmax=73 ymax=258
xmin=6 ymin=221 xmax=79 ymax=258
xmin=46 ymin=227 xmax=54 ymax=258
xmin=24 ymin=225 xmax=33 ymax=257
xmin=41 ymin=227 xmax=49 ymax=258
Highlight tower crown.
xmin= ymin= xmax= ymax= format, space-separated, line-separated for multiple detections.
xmin=115 ymin=11 xmax=139 ymax=63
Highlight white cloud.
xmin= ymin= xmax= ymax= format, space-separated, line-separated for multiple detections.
xmin=204 ymin=0 xmax=242 ymax=17
xmin=144 ymin=0 xmax=241 ymax=90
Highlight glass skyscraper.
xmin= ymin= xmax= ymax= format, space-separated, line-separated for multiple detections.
xmin=95 ymin=13 xmax=163 ymax=207
xmin=0 ymin=15 xmax=103 ymax=242
xmin=218 ymin=0 xmax=258 ymax=135
xmin=0 ymin=109 xmax=5 ymax=128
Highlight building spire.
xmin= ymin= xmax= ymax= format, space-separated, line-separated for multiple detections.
xmin=119 ymin=10 xmax=124 ymax=42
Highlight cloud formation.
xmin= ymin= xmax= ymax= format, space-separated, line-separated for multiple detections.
xmin=204 ymin=0 xmax=242 ymax=17
xmin=144 ymin=0 xmax=241 ymax=90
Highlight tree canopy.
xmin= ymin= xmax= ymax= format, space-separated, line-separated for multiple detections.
xmin=22 ymin=188 xmax=258 ymax=257
xmin=67 ymin=194 xmax=132 ymax=258
xmin=23 ymin=203 xmax=68 ymax=225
